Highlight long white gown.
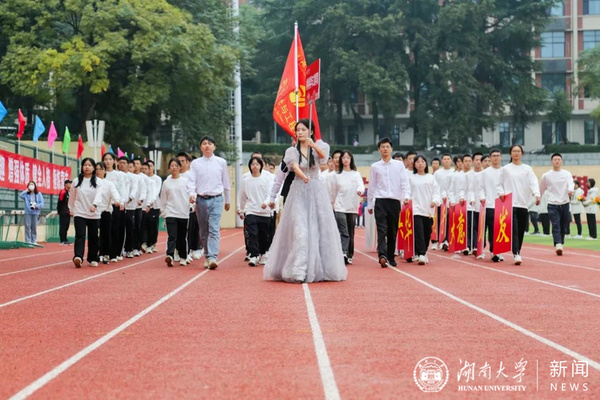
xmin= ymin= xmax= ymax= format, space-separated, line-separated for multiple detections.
xmin=263 ymin=141 xmax=348 ymax=283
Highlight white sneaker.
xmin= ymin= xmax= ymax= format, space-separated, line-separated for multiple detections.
xmin=476 ymin=253 xmax=485 ymax=260
xmin=90 ymin=261 xmax=99 ymax=267
xmin=498 ymin=254 xmax=505 ymax=262
xmin=192 ymin=250 xmax=202 ymax=260
xmin=418 ymin=255 xmax=426 ymax=265
xmin=186 ymin=255 xmax=194 ymax=264
xmin=180 ymin=259 xmax=188 ymax=266
xmin=165 ymin=255 xmax=173 ymax=267
xmin=110 ymin=258 xmax=118 ymax=263
xmin=555 ymin=243 xmax=563 ymax=256
xmin=204 ymin=259 xmax=209 ymax=268
xmin=244 ymin=253 xmax=250 ymax=261
xmin=573 ymin=235 xmax=583 ymax=239
xmin=208 ymin=258 xmax=218 ymax=270
xmin=174 ymin=251 xmax=181 ymax=262
xmin=259 ymin=254 xmax=268 ymax=265
xmin=248 ymin=256 xmax=259 ymax=266
xmin=141 ymin=243 xmax=148 ymax=253
xmin=133 ymin=250 xmax=140 ymax=257
xmin=514 ymin=254 xmax=522 ymax=265
xmin=431 ymin=243 xmax=439 ymax=251
xmin=73 ymin=257 xmax=82 ymax=268
xmin=126 ymin=252 xmax=134 ymax=258
xmin=117 ymin=256 xmax=123 ymax=261
xmin=586 ymin=237 xmax=598 ymax=241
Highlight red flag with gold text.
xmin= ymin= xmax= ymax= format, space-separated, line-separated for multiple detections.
xmin=493 ymin=194 xmax=513 ymax=254
xmin=398 ymin=200 xmax=414 ymax=260
xmin=447 ymin=203 xmax=456 ymax=252
xmin=476 ymin=201 xmax=486 ymax=257
xmin=454 ymin=202 xmax=467 ymax=253
xmin=439 ymin=199 xmax=448 ymax=243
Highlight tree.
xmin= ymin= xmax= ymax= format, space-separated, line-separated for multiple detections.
xmin=578 ymin=45 xmax=600 ymax=120
xmin=547 ymin=90 xmax=572 ymax=144
xmin=0 ymin=0 xmax=237 ymax=155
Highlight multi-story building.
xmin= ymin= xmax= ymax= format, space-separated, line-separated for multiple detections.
xmin=330 ymin=1 xmax=600 ymax=151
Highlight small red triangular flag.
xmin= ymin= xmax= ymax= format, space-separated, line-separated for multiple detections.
xmin=77 ymin=135 xmax=85 ymax=159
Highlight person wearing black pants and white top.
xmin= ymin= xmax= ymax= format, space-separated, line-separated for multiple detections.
xmin=94 ymin=161 xmax=123 ymax=264
xmin=68 ymin=158 xmax=103 ymax=268
xmin=410 ymin=155 xmax=441 ymax=265
xmin=570 ymin=180 xmax=584 ymax=238
xmin=161 ymin=158 xmax=193 ymax=267
xmin=57 ymin=179 xmax=72 ymax=244
xmin=583 ymin=178 xmax=598 ymax=240
xmin=237 ymin=157 xmax=273 ymax=266
xmin=478 ymin=149 xmax=504 ymax=262
xmin=497 ymin=145 xmax=540 ymax=265
xmin=539 ymin=153 xmax=574 ymax=255
xmin=367 ymin=138 xmax=411 ymax=268
xmin=330 ymin=150 xmax=364 ymax=265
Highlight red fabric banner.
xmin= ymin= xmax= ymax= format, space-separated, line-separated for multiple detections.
xmin=398 ymin=200 xmax=414 ymax=260
xmin=448 ymin=204 xmax=456 ymax=253
xmin=454 ymin=202 xmax=468 ymax=253
xmin=476 ymin=201 xmax=486 ymax=257
xmin=493 ymin=193 xmax=513 ymax=255
xmin=0 ymin=149 xmax=72 ymax=195
xmin=439 ymin=199 xmax=447 ymax=243
xmin=430 ymin=205 xmax=438 ymax=241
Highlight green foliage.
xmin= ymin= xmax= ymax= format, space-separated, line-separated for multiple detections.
xmin=543 ymin=144 xmax=600 ymax=153
xmin=0 ymin=0 xmax=237 ymax=156
xmin=578 ymin=46 xmax=600 ymax=121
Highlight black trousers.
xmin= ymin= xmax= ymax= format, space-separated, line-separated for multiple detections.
xmin=587 ymin=213 xmax=598 ymax=239
xmin=414 ymin=215 xmax=432 ymax=256
xmin=59 ymin=213 xmax=70 ymax=243
xmin=124 ymin=209 xmax=140 ymax=252
xmin=141 ymin=210 xmax=149 ymax=245
xmin=110 ymin=208 xmax=125 ymax=258
xmin=512 ymin=207 xmax=529 ymax=255
xmin=74 ymin=216 xmax=99 ymax=262
xmin=244 ymin=214 xmax=271 ymax=257
xmin=374 ymin=198 xmax=400 ymax=261
xmin=334 ymin=212 xmax=357 ymax=258
xmin=99 ymin=211 xmax=112 ymax=257
xmin=540 ymin=213 xmax=550 ymax=235
xmin=467 ymin=210 xmax=479 ymax=250
xmin=134 ymin=208 xmax=143 ymax=250
xmin=187 ymin=210 xmax=200 ymax=251
xmin=529 ymin=211 xmax=540 ymax=234
xmin=166 ymin=217 xmax=188 ymax=258
xmin=548 ymin=203 xmax=571 ymax=246
xmin=572 ymin=213 xmax=582 ymax=236
xmin=268 ymin=213 xmax=277 ymax=251
xmin=147 ymin=208 xmax=160 ymax=247
xmin=485 ymin=208 xmax=495 ymax=254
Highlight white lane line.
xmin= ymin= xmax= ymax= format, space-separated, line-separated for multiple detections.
xmin=356 ymin=250 xmax=600 ymax=371
xmin=0 ymin=249 xmax=71 ymax=263
xmin=0 ymin=261 xmax=70 ymax=278
xmin=302 ymin=284 xmax=341 ymax=400
xmin=430 ymin=253 xmax=600 ymax=299
xmin=518 ymin=255 xmax=600 ymax=272
xmin=0 ymin=256 xmax=162 ymax=309
xmin=9 ymin=245 xmax=245 ymax=400
xmin=522 ymin=245 xmax=600 ymax=259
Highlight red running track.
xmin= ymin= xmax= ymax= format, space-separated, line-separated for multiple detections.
xmin=0 ymin=228 xmax=598 ymax=399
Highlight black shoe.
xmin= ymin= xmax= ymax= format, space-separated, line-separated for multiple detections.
xmin=379 ymin=256 xmax=389 ymax=268
xmin=492 ymin=255 xmax=500 ymax=262
xmin=389 ymin=259 xmax=398 ymax=267
xmin=344 ymin=254 xmax=349 ymax=265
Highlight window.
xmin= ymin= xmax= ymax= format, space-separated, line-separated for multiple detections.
xmin=391 ymin=124 xmax=400 ymax=146
xmin=549 ymin=2 xmax=564 ymax=16
xmin=584 ymin=0 xmax=600 ymax=15
xmin=542 ymin=121 xmax=554 ymax=145
xmin=584 ymin=121 xmax=596 ymax=144
xmin=541 ymin=74 xmax=566 ymax=95
xmin=347 ymin=125 xmax=356 ymax=146
xmin=499 ymin=122 xmax=510 ymax=147
xmin=541 ymin=32 xmax=565 ymax=58
xmin=583 ymin=31 xmax=600 ymax=50
xmin=555 ymin=121 xmax=567 ymax=144
xmin=512 ymin=123 xmax=525 ymax=146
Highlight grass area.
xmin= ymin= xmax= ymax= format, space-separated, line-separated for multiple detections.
xmin=524 ymin=222 xmax=599 ymax=251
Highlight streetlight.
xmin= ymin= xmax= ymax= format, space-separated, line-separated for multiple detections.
xmin=85 ymin=119 xmax=105 ymax=160
xmin=149 ymin=149 xmax=162 ymax=172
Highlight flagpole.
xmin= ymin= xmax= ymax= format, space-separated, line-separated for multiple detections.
xmin=294 ymin=22 xmax=299 ymax=122
xmin=308 ymin=101 xmax=313 ymax=137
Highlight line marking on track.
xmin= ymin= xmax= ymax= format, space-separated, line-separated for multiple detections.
xmin=0 ymin=261 xmax=70 ymax=278
xmin=517 ymin=255 xmax=600 ymax=272
xmin=430 ymin=253 xmax=600 ymax=299
xmin=356 ymin=250 xmax=600 ymax=371
xmin=0 ymin=249 xmax=71 ymax=263
xmin=8 ymin=245 xmax=245 ymax=400
xmin=522 ymin=245 xmax=600 ymax=259
xmin=302 ymin=284 xmax=341 ymax=400
xmin=0 ymin=256 xmax=162 ymax=309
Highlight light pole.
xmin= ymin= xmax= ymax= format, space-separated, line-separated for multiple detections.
xmin=149 ymin=149 xmax=162 ymax=173
xmin=85 ymin=119 xmax=105 ymax=160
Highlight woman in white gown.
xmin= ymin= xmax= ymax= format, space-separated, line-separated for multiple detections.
xmin=264 ymin=119 xmax=348 ymax=283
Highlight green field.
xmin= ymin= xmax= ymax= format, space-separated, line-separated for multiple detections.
xmin=524 ymin=222 xmax=599 ymax=251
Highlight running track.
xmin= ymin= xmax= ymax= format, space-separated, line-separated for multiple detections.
xmin=0 ymin=229 xmax=598 ymax=399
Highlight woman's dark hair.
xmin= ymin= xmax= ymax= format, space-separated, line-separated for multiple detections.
xmin=413 ymin=155 xmax=429 ymax=174
xmin=76 ymin=157 xmax=98 ymax=188
xmin=96 ymin=161 xmax=106 ymax=170
xmin=589 ymin=178 xmax=596 ymax=188
xmin=574 ymin=180 xmax=579 ymax=187
xmin=248 ymin=156 xmax=264 ymax=173
xmin=295 ymin=119 xmax=316 ymax=167
xmin=168 ymin=157 xmax=182 ymax=168
xmin=337 ymin=151 xmax=357 ymax=173
xmin=102 ymin=152 xmax=116 ymax=162
xmin=27 ymin=181 xmax=39 ymax=194
xmin=509 ymin=144 xmax=524 ymax=163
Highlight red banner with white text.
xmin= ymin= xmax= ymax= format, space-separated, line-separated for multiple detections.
xmin=0 ymin=149 xmax=72 ymax=195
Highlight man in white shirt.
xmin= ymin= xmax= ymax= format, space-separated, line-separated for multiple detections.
xmin=466 ymin=153 xmax=483 ymax=254
xmin=479 ymin=149 xmax=504 ymax=262
xmin=367 ymin=138 xmax=411 ymax=268
xmin=187 ymin=136 xmax=231 ymax=269
xmin=539 ymin=153 xmax=574 ymax=255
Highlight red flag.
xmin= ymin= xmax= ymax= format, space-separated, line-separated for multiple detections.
xmin=439 ymin=199 xmax=448 ymax=243
xmin=476 ymin=202 xmax=486 ymax=257
xmin=101 ymin=144 xmax=106 ymax=157
xmin=398 ymin=200 xmax=414 ymax=261
xmin=17 ymin=109 xmax=26 ymax=139
xmin=448 ymin=204 xmax=456 ymax=253
xmin=454 ymin=202 xmax=468 ymax=253
xmin=272 ymin=28 xmax=321 ymax=140
xmin=77 ymin=135 xmax=85 ymax=159
xmin=493 ymin=194 xmax=513 ymax=255
xmin=430 ymin=205 xmax=439 ymax=241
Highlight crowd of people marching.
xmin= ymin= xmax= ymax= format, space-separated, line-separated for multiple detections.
xmin=23 ymin=123 xmax=598 ymax=284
